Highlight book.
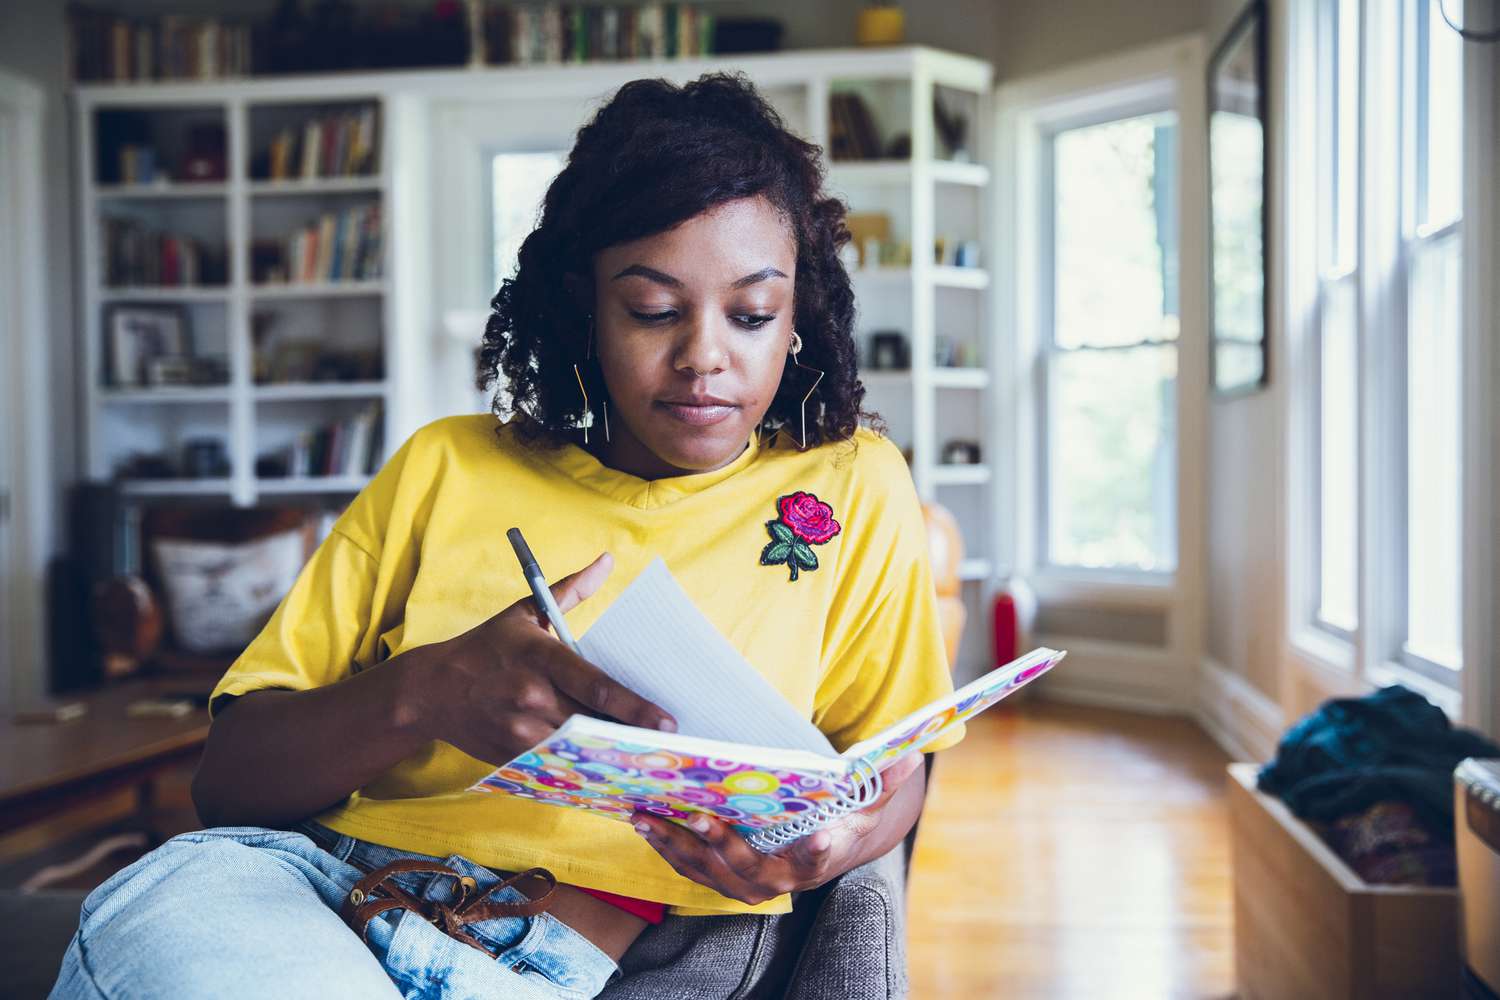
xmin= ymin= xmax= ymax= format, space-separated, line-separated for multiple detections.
xmin=467 ymin=557 xmax=1065 ymax=851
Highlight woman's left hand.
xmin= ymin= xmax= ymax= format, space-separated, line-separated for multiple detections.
xmin=629 ymin=752 xmax=926 ymax=906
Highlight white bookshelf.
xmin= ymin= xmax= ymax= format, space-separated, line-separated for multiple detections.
xmin=72 ymin=46 xmax=1000 ymax=618
xmin=74 ymin=86 xmax=393 ymax=508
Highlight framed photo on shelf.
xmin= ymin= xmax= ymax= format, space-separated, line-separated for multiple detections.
xmin=106 ymin=305 xmax=190 ymax=387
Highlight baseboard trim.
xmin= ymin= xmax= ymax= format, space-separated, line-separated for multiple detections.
xmin=1194 ymin=657 xmax=1285 ymax=763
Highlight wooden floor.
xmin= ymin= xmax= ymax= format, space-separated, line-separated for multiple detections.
xmin=907 ymin=698 xmax=1236 ymax=1000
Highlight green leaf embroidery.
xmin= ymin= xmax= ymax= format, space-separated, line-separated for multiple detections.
xmin=761 ymin=540 xmax=792 ymax=565
xmin=767 ymin=520 xmax=794 ymax=544
xmin=792 ymin=541 xmax=818 ymax=571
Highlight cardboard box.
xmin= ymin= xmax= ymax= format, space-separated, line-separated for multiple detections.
xmin=1227 ymin=763 xmax=1460 ymax=998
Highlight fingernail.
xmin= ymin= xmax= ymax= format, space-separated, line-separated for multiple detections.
xmin=658 ymin=717 xmax=677 ymax=732
xmin=690 ymin=816 xmax=711 ymax=833
xmin=633 ymin=821 xmax=651 ymax=835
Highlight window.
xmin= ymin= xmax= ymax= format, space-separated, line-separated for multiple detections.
xmin=1401 ymin=0 xmax=1464 ymax=676
xmin=1044 ymin=111 xmax=1179 ymax=573
xmin=490 ymin=151 xmax=565 ymax=290
xmin=1313 ymin=0 xmax=1361 ymax=636
xmin=1298 ymin=0 xmax=1467 ymax=687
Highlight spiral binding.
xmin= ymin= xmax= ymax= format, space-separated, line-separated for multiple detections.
xmin=745 ymin=757 xmax=885 ymax=853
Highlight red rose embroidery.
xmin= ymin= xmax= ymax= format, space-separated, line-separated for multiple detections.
xmin=761 ymin=491 xmax=842 ymax=581
xmin=777 ymin=492 xmax=842 ymax=545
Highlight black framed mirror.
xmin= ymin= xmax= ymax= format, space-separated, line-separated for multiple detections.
xmin=1208 ymin=0 xmax=1269 ymax=395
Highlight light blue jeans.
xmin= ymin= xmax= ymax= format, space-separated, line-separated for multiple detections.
xmin=48 ymin=820 xmax=620 ymax=1000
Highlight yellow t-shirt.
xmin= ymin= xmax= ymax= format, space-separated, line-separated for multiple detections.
xmin=210 ymin=413 xmax=964 ymax=915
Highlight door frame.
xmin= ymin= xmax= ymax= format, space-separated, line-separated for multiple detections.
xmin=0 ymin=68 xmax=55 ymax=711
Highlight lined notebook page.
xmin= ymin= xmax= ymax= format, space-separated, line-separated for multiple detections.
xmin=576 ymin=558 xmax=836 ymax=756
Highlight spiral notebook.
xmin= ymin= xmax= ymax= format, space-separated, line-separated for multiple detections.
xmin=465 ymin=558 xmax=1066 ymax=851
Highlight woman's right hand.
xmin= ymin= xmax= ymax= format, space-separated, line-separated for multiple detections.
xmin=411 ymin=551 xmax=676 ymax=766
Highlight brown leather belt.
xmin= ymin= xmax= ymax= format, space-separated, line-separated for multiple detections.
xmin=338 ymin=857 xmax=558 ymax=958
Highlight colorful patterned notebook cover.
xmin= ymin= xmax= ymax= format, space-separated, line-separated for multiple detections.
xmin=467 ymin=647 xmax=1066 ymax=844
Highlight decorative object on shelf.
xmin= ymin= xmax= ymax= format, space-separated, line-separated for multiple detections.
xmin=933 ymin=236 xmax=947 ymax=265
xmin=1208 ymin=0 xmax=1269 ymax=395
xmin=868 ymin=330 xmax=909 ymax=370
xmin=955 ymin=239 xmax=982 ymax=268
xmin=846 ymin=212 xmax=890 ymax=270
xmin=182 ymin=438 xmax=231 ymax=479
xmin=933 ymin=334 xmax=956 ymax=367
xmin=855 ymin=0 xmax=904 ymax=46
xmin=178 ymin=122 xmax=227 ymax=182
xmin=114 ymin=453 xmax=178 ymax=480
xmin=933 ymin=89 xmax=970 ymax=161
xmin=252 ymin=314 xmax=383 ymax=383
xmin=117 ymin=145 xmax=159 ymax=185
xmin=144 ymin=356 xmax=196 ymax=387
xmin=106 ymin=305 xmax=190 ymax=387
xmin=940 ymin=439 xmax=981 ymax=465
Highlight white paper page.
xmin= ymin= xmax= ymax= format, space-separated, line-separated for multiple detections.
xmin=576 ymin=558 xmax=837 ymax=756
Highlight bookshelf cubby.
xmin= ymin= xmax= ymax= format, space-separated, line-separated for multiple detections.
xmin=78 ymin=88 xmax=392 ymax=507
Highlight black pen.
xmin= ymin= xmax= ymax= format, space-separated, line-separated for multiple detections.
xmin=506 ymin=527 xmax=582 ymax=655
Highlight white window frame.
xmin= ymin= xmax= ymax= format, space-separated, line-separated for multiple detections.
xmin=1286 ymin=0 xmax=1496 ymax=726
xmin=1037 ymin=101 xmax=1181 ymax=581
xmin=996 ymin=37 xmax=1209 ymax=675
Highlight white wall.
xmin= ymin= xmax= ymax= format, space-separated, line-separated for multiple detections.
xmin=0 ymin=0 xmax=80 ymax=555
xmin=1201 ymin=0 xmax=1283 ymax=706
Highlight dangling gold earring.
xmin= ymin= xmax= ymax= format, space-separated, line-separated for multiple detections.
xmin=789 ymin=329 xmax=824 ymax=450
xmin=573 ymin=316 xmax=594 ymax=445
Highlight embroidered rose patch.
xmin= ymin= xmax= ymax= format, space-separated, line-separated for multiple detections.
xmin=760 ymin=491 xmax=841 ymax=581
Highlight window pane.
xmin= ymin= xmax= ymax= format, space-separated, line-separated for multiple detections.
xmin=1421 ymin=0 xmax=1463 ymax=226
xmin=1053 ymin=113 xmax=1179 ymax=349
xmin=1319 ymin=277 xmax=1359 ymax=631
xmin=1047 ymin=344 xmax=1178 ymax=572
xmin=1406 ymin=230 xmax=1463 ymax=668
xmin=491 ymin=152 xmax=565 ymax=290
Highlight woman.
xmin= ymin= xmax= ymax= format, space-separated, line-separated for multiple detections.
xmin=50 ymin=72 xmax=963 ymax=1000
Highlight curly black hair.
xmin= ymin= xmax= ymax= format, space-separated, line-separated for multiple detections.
xmin=476 ymin=71 xmax=879 ymax=450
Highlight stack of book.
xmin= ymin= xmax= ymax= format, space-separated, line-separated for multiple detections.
xmin=102 ymin=218 xmax=222 ymax=287
xmin=271 ymin=205 xmax=384 ymax=285
xmin=260 ymin=108 xmax=380 ymax=181
xmin=485 ymin=3 xmax=714 ymax=65
xmin=829 ymin=92 xmax=888 ymax=161
xmin=68 ymin=9 xmax=252 ymax=82
xmin=266 ymin=403 xmax=384 ymax=480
